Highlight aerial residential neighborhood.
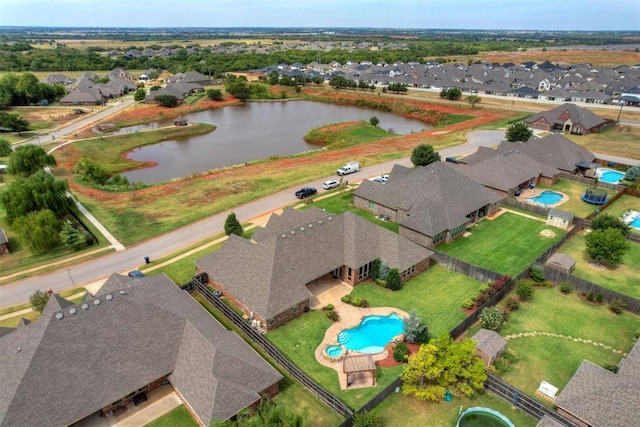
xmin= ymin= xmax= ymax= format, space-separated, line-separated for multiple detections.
xmin=1 ymin=3 xmax=640 ymax=426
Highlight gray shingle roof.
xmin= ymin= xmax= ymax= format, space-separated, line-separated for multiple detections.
xmin=195 ymin=208 xmax=433 ymax=320
xmin=0 ymin=274 xmax=282 ymax=426
xmin=471 ymin=328 xmax=507 ymax=361
xmin=524 ymin=103 xmax=607 ymax=130
xmin=353 ymin=162 xmax=502 ymax=237
xmin=555 ymin=339 xmax=640 ymax=426
xmin=512 ymin=134 xmax=595 ymax=172
xmin=536 ymin=415 xmax=565 ymax=427
xmin=546 ymin=253 xmax=576 ymax=271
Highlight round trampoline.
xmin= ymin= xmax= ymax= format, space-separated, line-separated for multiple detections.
xmin=581 ymin=188 xmax=608 ymax=205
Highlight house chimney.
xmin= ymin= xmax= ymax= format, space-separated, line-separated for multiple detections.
xmin=47 ymin=289 xmax=53 ymax=296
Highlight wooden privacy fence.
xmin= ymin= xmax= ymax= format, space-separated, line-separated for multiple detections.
xmin=540 ymin=264 xmax=640 ymax=314
xmin=484 ymin=372 xmax=579 ymax=426
xmin=558 ymin=171 xmax=624 ymax=191
xmin=187 ymin=274 xmax=354 ymax=419
xmin=501 ymin=198 xmax=551 ymax=217
xmin=431 ymin=251 xmax=503 ymax=283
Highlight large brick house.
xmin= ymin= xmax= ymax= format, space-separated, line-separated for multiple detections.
xmin=195 ymin=208 xmax=433 ymax=331
xmin=509 ymin=133 xmax=595 ymax=173
xmin=353 ymin=162 xmax=503 ymax=248
xmin=523 ymin=103 xmax=607 ymax=135
xmin=0 ymin=274 xmax=282 ymax=426
xmin=554 ymin=338 xmax=640 ymax=426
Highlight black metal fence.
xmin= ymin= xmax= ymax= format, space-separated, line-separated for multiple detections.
xmin=485 ymin=372 xmax=579 ymax=426
xmin=188 ymin=273 xmax=353 ymax=419
xmin=338 ymin=377 xmax=403 ymax=427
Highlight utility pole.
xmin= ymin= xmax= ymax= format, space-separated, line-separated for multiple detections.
xmin=616 ymin=99 xmax=625 ymax=123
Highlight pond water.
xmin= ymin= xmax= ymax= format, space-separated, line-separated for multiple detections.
xmin=120 ymin=101 xmax=431 ymax=184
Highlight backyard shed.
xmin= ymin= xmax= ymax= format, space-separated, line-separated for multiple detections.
xmin=546 ymin=208 xmax=574 ymax=230
xmin=471 ymin=328 xmax=507 ymax=367
xmin=546 ymin=253 xmax=576 ymax=273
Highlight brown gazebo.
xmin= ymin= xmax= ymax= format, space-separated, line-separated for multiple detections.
xmin=343 ymin=355 xmax=376 ymax=387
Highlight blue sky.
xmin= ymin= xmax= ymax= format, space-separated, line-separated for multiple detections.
xmin=1 ymin=0 xmax=639 ymax=31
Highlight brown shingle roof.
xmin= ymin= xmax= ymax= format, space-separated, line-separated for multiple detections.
xmin=524 ymin=103 xmax=606 ymax=130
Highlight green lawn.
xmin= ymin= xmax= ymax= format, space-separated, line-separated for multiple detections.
xmin=348 ymin=264 xmax=484 ymax=334
xmin=302 ymin=191 xmax=399 ymax=233
xmin=537 ymin=178 xmax=618 ymax=219
xmin=437 ymin=212 xmax=565 ymax=276
xmin=370 ymin=391 xmax=537 ymax=427
xmin=266 ymin=310 xmax=404 ymax=410
xmin=555 ymin=232 xmax=640 ymax=298
xmin=144 ymin=405 xmax=199 ymax=427
xmin=496 ymin=287 xmax=640 ymax=398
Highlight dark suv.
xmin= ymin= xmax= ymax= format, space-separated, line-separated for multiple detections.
xmin=295 ymin=187 xmax=317 ymax=199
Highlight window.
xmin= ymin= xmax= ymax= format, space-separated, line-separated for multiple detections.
xmin=347 ymin=267 xmax=353 ymax=281
xmin=268 ymin=318 xmax=275 ymax=325
xmin=368 ymin=201 xmax=375 ymax=210
xmin=358 ymin=262 xmax=371 ymax=280
xmin=292 ymin=305 xmax=298 ymax=313
xmin=432 ymin=231 xmax=445 ymax=244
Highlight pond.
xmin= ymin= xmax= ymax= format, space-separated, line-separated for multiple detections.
xmin=120 ymin=101 xmax=431 ymax=184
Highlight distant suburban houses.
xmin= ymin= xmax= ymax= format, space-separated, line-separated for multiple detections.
xmin=0 ymin=274 xmax=282 ymax=426
xmin=524 ymin=103 xmax=609 ymax=134
xmin=195 ymin=207 xmax=433 ymax=331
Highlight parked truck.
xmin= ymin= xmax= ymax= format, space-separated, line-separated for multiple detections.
xmin=336 ymin=161 xmax=360 ymax=176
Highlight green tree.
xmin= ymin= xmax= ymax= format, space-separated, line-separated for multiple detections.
xmin=7 ymin=145 xmax=56 ymax=177
xmin=585 ymin=228 xmax=630 ymax=266
xmin=268 ymin=70 xmax=280 ymax=85
xmin=403 ymin=311 xmax=430 ymax=344
xmin=402 ymin=333 xmax=487 ymax=402
xmin=224 ymin=212 xmax=244 ymax=236
xmin=506 ymin=122 xmax=533 ymax=142
xmin=0 ymin=170 xmax=72 ymax=223
xmin=624 ymin=166 xmax=640 ymax=182
xmin=410 ymin=144 xmax=441 ymax=167
xmin=0 ymin=138 xmax=12 ymax=156
xmin=133 ymin=88 xmax=146 ymax=102
xmin=16 ymin=73 xmax=41 ymax=105
xmin=0 ymin=112 xmax=30 ymax=134
xmin=14 ymin=209 xmax=62 ymax=254
xmin=154 ymin=94 xmax=178 ymax=107
xmin=440 ymin=87 xmax=462 ymax=100
xmin=386 ymin=268 xmax=402 ymax=291
xmin=352 ymin=411 xmax=383 ymax=427
xmin=369 ymin=116 xmax=380 ymax=126
xmin=515 ymin=279 xmax=534 ymax=301
xmin=206 ymin=88 xmax=224 ymax=101
xmin=466 ymin=94 xmax=482 ymax=108
xmin=591 ymin=212 xmax=630 ymax=236
xmin=0 ymin=73 xmax=18 ymax=108
xmin=60 ymin=218 xmax=84 ymax=248
xmin=30 ymin=289 xmax=50 ymax=313
xmin=387 ymin=82 xmax=408 ymax=93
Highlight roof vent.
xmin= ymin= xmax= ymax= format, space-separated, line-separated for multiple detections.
xmin=81 ymin=303 xmax=89 ymax=310
xmin=318 ymin=220 xmax=323 ymax=224
xmin=290 ymin=230 xmax=295 ymax=235
xmin=55 ymin=312 xmax=64 ymax=320
xmin=281 ymin=233 xmax=287 ymax=238
xmin=328 ymin=216 xmax=333 ymax=221
xmin=308 ymin=224 xmax=313 ymax=228
xmin=300 ymin=227 xmax=305 ymax=231
xmin=106 ymin=294 xmax=113 ymax=301
xmin=119 ymin=290 xmax=126 ymax=295
xmin=94 ymin=299 xmax=101 ymax=306
xmin=69 ymin=308 xmax=77 ymax=315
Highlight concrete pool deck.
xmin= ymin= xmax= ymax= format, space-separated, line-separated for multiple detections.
xmin=313 ymin=300 xmax=409 ymax=390
xmin=518 ymin=188 xmax=569 ymax=208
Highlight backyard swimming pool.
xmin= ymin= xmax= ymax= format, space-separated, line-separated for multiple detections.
xmin=337 ymin=313 xmax=404 ymax=353
xmin=623 ymin=210 xmax=640 ymax=230
xmin=456 ymin=407 xmax=515 ymax=427
xmin=596 ymin=168 xmax=625 ymax=184
xmin=525 ymin=191 xmax=563 ymax=205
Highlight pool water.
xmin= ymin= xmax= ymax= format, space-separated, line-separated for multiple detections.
xmin=457 ymin=407 xmax=514 ymax=427
xmin=597 ymin=168 xmax=625 ymax=184
xmin=337 ymin=313 xmax=404 ymax=353
xmin=526 ymin=191 xmax=563 ymax=205
xmin=326 ymin=345 xmax=343 ymax=358
xmin=631 ymin=217 xmax=640 ymax=230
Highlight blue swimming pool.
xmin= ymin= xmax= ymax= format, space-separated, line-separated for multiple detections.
xmin=525 ymin=191 xmax=563 ymax=205
xmin=597 ymin=168 xmax=624 ymax=184
xmin=631 ymin=217 xmax=640 ymax=230
xmin=325 ymin=345 xmax=344 ymax=358
xmin=337 ymin=313 xmax=405 ymax=353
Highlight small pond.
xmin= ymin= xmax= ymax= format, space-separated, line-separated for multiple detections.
xmin=120 ymin=101 xmax=431 ymax=184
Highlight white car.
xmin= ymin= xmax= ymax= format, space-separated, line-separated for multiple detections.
xmin=322 ymin=179 xmax=340 ymax=190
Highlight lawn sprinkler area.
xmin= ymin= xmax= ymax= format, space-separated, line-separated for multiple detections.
xmin=595 ymin=167 xmax=625 ymax=184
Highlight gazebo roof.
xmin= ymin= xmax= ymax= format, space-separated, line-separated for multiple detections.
xmin=343 ymin=355 xmax=376 ymax=373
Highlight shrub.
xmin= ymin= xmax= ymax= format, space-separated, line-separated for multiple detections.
xmin=352 ymin=411 xmax=383 ymax=427
xmin=386 ymin=268 xmax=402 ymax=291
xmin=559 ymin=282 xmax=573 ymax=294
xmin=529 ymin=265 xmax=546 ymax=282
xmin=596 ymin=294 xmax=604 ymax=303
xmin=393 ymin=341 xmax=409 ymax=362
xmin=515 ymin=280 xmax=534 ymax=301
xmin=603 ymin=363 xmax=619 ymax=373
xmin=505 ymin=296 xmax=520 ymax=312
xmin=404 ymin=311 xmax=430 ymax=344
xmin=351 ymin=297 xmax=362 ymax=307
xmin=375 ymin=278 xmax=387 ymax=288
xmin=323 ymin=303 xmax=334 ymax=311
xmin=461 ymin=299 xmax=475 ymax=310
xmin=360 ymin=298 xmax=369 ymax=308
xmin=478 ymin=306 xmax=505 ymax=331
xmin=587 ymin=292 xmax=594 ymax=302
xmin=325 ymin=310 xmax=340 ymax=321
xmin=341 ymin=295 xmax=351 ymax=304
xmin=474 ymin=292 xmax=490 ymax=307
xmin=609 ymin=299 xmax=627 ymax=314
xmin=371 ymin=258 xmax=381 ymax=280
xmin=634 ymin=329 xmax=640 ymax=340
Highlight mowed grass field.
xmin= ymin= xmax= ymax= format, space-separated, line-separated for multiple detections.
xmin=438 ymin=211 xmax=565 ymax=276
